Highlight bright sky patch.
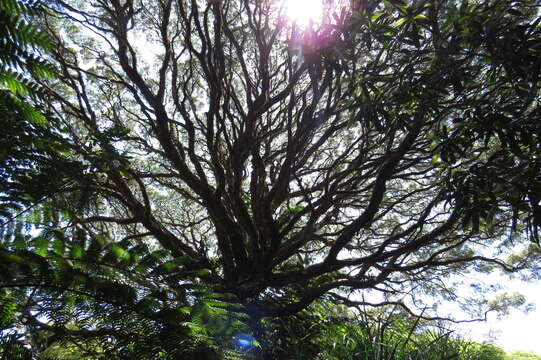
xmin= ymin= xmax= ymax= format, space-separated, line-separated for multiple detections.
xmin=284 ymin=0 xmax=324 ymax=28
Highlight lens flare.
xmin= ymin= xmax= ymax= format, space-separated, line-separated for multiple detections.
xmin=285 ymin=0 xmax=323 ymax=27
xmin=232 ymin=333 xmax=256 ymax=351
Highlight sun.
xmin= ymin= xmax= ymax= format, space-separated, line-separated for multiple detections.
xmin=284 ymin=0 xmax=324 ymax=28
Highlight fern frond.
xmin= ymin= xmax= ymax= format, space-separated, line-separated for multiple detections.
xmin=0 ymin=226 xmax=246 ymax=359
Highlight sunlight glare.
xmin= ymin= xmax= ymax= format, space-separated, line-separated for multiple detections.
xmin=285 ymin=0 xmax=324 ymax=27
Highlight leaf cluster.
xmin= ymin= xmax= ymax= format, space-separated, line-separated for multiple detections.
xmin=0 ymin=225 xmax=248 ymax=359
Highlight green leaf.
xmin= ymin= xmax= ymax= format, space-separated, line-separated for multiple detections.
xmin=371 ymin=13 xmax=385 ymax=22
xmin=110 ymin=244 xmax=130 ymax=262
xmin=0 ymin=296 xmax=17 ymax=327
xmin=71 ymin=243 xmax=84 ymax=259
xmin=33 ymin=236 xmax=48 ymax=256
xmin=195 ymin=269 xmax=211 ymax=277
xmin=52 ymin=238 xmax=66 ymax=255
xmin=393 ymin=17 xmax=408 ymax=27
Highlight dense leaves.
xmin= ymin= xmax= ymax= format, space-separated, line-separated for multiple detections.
xmin=0 ymin=226 xmax=250 ymax=359
xmin=423 ymin=0 xmax=541 ymax=242
xmin=1 ymin=0 xmax=541 ymax=358
xmin=508 ymin=352 xmax=541 ymax=360
xmin=0 ymin=0 xmax=80 ymax=228
xmin=247 ymin=302 xmax=511 ymax=360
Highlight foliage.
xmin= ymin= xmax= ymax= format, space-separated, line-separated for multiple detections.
xmin=254 ymin=302 xmax=510 ymax=360
xmin=1 ymin=0 xmax=541 ymax=358
xmin=461 ymin=342 xmax=508 ymax=360
xmin=0 ymin=225 xmax=250 ymax=359
xmin=36 ymin=0 xmax=541 ymax=316
xmin=508 ymin=352 xmax=541 ymax=360
xmin=0 ymin=0 xmax=81 ymax=229
xmin=0 ymin=0 xmax=54 ymax=105
xmin=424 ymin=0 xmax=541 ymax=243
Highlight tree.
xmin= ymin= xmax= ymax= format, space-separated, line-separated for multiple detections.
xmin=1 ymin=0 xmax=541 ymax=357
xmin=508 ymin=351 xmax=541 ymax=360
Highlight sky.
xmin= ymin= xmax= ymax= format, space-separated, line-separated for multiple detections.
xmin=456 ymin=278 xmax=541 ymax=354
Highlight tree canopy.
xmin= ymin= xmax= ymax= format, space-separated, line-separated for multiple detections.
xmin=1 ymin=0 xmax=541 ymax=358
